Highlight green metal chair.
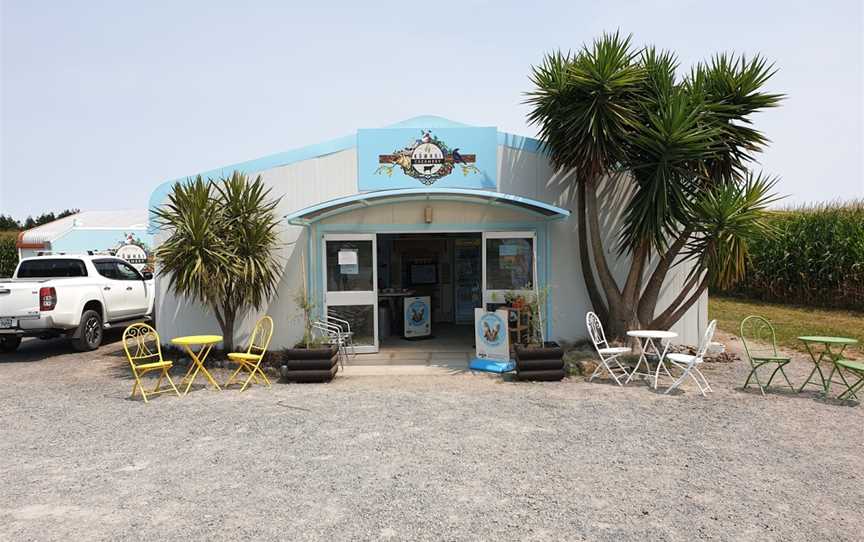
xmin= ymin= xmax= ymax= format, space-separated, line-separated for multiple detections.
xmin=740 ymin=316 xmax=795 ymax=395
xmin=835 ymin=359 xmax=864 ymax=402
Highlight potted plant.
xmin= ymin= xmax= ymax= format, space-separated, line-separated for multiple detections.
xmin=281 ymin=289 xmax=339 ymax=383
xmin=512 ymin=288 xmax=565 ymax=381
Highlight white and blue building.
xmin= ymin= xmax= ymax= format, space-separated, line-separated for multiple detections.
xmin=149 ymin=116 xmax=707 ymax=351
xmin=17 ymin=210 xmax=153 ymax=271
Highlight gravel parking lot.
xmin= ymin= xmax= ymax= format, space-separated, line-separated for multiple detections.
xmin=1 ymin=333 xmax=862 ymax=541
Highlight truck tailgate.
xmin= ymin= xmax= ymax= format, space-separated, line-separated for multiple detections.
xmin=0 ymin=282 xmax=41 ymax=319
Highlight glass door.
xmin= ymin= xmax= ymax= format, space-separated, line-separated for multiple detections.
xmin=323 ymin=233 xmax=378 ymax=353
xmin=482 ymin=231 xmax=537 ymax=308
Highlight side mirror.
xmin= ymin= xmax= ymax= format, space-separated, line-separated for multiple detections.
xmin=142 ymin=271 xmax=154 ymax=280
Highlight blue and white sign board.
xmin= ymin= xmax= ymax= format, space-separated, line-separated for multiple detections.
xmin=475 ymin=308 xmax=510 ymax=362
xmin=358 ymin=127 xmax=497 ymax=191
xmin=404 ymin=296 xmax=431 ymax=338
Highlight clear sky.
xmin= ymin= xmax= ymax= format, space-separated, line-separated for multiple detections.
xmin=1 ymin=0 xmax=862 ymax=218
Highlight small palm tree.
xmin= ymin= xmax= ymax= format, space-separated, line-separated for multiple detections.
xmin=154 ymin=172 xmax=282 ymax=351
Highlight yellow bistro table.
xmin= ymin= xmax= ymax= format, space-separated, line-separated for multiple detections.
xmin=171 ymin=335 xmax=223 ymax=395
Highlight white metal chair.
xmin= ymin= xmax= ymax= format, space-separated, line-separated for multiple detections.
xmin=326 ymin=315 xmax=356 ymax=358
xmin=312 ymin=320 xmax=349 ymax=369
xmin=585 ymin=312 xmax=632 ymax=386
xmin=664 ymin=319 xmax=717 ymax=397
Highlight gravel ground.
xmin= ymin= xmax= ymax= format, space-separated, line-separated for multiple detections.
xmin=1 ymin=332 xmax=862 ymax=541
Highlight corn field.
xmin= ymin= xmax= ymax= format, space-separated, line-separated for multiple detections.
xmin=717 ymin=201 xmax=864 ymax=310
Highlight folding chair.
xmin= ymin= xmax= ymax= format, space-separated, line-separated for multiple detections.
xmin=740 ymin=315 xmax=795 ymax=395
xmin=585 ymin=312 xmax=632 ymax=386
xmin=664 ymin=319 xmax=717 ymax=396
xmin=122 ymin=323 xmax=181 ymax=403
xmin=836 ymin=359 xmax=864 ymax=402
xmin=313 ymin=320 xmax=348 ymax=369
xmin=225 ymin=315 xmax=274 ymax=391
xmin=327 ymin=314 xmax=356 ymax=358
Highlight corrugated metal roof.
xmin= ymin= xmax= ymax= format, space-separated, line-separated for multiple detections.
xmin=18 ymin=210 xmax=148 ymax=247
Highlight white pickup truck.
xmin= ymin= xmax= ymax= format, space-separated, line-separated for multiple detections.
xmin=0 ymin=255 xmax=155 ymax=353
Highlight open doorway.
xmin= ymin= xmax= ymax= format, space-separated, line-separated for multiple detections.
xmin=323 ymin=229 xmax=539 ymax=356
xmin=376 ymin=232 xmax=481 ymax=350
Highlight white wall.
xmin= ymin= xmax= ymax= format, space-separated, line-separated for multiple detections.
xmin=154 ymin=143 xmax=706 ymax=349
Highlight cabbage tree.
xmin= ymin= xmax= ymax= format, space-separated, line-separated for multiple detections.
xmin=154 ymin=172 xmax=282 ymax=351
xmin=526 ymin=32 xmax=783 ymax=339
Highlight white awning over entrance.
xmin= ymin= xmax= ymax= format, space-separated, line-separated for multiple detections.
xmin=284 ymin=188 xmax=570 ymax=225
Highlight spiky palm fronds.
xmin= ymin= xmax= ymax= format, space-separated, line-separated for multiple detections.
xmin=153 ymin=176 xmax=236 ymax=308
xmin=684 ymin=172 xmax=782 ymax=290
xmin=154 ymin=172 xmax=282 ymax=350
xmin=526 ymin=31 xmax=646 ymax=176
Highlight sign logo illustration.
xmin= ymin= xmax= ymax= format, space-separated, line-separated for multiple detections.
xmin=404 ymin=296 xmax=431 ymax=338
xmin=408 ymin=300 xmax=428 ymax=325
xmin=477 ymin=312 xmax=504 ymax=347
xmin=375 ymin=130 xmax=480 ymax=185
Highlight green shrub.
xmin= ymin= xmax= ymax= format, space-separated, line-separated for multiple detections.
xmin=0 ymin=235 xmax=18 ymax=278
xmin=720 ymin=201 xmax=864 ymax=309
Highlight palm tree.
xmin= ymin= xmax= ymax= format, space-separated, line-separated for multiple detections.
xmin=526 ymin=32 xmax=783 ymax=339
xmin=154 ymin=172 xmax=282 ymax=351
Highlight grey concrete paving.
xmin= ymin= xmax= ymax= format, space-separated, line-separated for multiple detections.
xmin=1 ymin=333 xmax=862 ymax=541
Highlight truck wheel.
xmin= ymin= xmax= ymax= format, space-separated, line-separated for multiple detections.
xmin=0 ymin=336 xmax=22 ymax=353
xmin=72 ymin=310 xmax=103 ymax=351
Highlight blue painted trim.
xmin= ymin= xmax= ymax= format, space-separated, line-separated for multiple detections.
xmin=544 ymin=222 xmax=552 ymax=339
xmin=147 ymin=115 xmax=548 ymax=233
xmin=306 ymin=224 xmax=313 ymax=321
xmin=317 ymin=223 xmax=542 ymax=233
xmin=284 ymin=188 xmax=570 ymax=224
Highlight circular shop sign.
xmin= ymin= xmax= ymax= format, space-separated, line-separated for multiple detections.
xmin=411 ymin=142 xmax=445 ymax=177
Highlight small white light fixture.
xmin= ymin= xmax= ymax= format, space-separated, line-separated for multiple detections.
xmin=424 ymin=206 xmax=433 ymax=224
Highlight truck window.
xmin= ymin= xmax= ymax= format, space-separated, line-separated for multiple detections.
xmin=17 ymin=259 xmax=88 ymax=278
xmin=115 ymin=261 xmax=143 ymax=281
xmin=93 ymin=260 xmax=119 ymax=280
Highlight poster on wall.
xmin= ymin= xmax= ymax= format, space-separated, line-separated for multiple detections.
xmin=404 ymin=296 xmax=431 ymax=338
xmin=358 ymin=127 xmax=497 ymax=191
xmin=474 ymin=308 xmax=510 ymax=361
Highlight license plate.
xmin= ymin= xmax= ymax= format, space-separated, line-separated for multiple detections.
xmin=0 ymin=317 xmax=16 ymax=329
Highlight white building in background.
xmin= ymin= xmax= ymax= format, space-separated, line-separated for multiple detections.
xmin=17 ymin=210 xmax=154 ymax=271
xmin=148 ymin=116 xmax=707 ymax=351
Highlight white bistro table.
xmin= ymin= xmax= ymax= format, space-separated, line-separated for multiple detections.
xmin=625 ymin=330 xmax=678 ymax=389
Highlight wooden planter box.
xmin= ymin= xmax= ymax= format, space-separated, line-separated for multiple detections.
xmin=281 ymin=346 xmax=339 ymax=383
xmin=514 ymin=342 xmax=565 ymax=381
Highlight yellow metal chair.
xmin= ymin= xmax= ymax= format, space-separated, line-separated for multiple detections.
xmin=122 ymin=323 xmax=181 ymax=403
xmin=225 ymin=315 xmax=274 ymax=391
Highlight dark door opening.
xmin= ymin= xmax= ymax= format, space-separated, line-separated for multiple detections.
xmin=376 ymin=232 xmax=481 ymax=345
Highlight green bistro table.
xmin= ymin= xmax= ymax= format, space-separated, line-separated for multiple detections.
xmin=797 ymin=336 xmax=859 ymax=398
